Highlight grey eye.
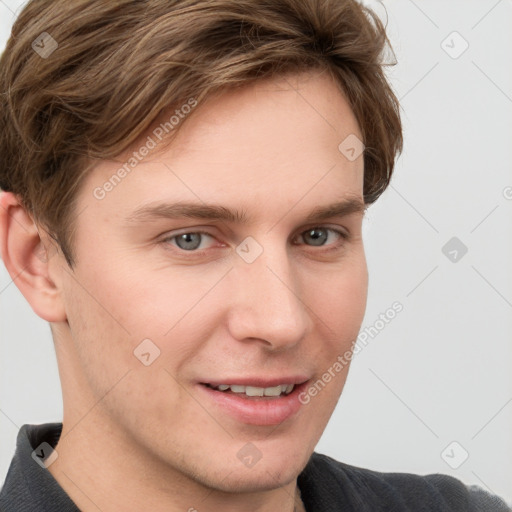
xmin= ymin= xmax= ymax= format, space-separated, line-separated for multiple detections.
xmin=174 ymin=233 xmax=203 ymax=251
xmin=302 ymin=228 xmax=329 ymax=246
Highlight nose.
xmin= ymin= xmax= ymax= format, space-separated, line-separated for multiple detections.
xmin=225 ymin=242 xmax=311 ymax=351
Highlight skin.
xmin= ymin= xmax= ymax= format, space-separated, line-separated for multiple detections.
xmin=0 ymin=69 xmax=368 ymax=512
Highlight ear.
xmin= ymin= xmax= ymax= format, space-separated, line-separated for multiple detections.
xmin=0 ymin=191 xmax=67 ymax=322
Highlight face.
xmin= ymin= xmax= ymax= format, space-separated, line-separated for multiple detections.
xmin=51 ymin=70 xmax=368 ymax=493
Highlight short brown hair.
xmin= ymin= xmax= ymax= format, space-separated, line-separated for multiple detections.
xmin=0 ymin=0 xmax=402 ymax=267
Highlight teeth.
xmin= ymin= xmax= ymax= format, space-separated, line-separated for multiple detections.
xmin=246 ymin=386 xmax=264 ymax=397
xmin=211 ymin=384 xmax=295 ymax=396
xmin=264 ymin=385 xmax=283 ymax=397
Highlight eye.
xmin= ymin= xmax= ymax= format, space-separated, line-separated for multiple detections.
xmin=163 ymin=231 xmax=216 ymax=251
xmin=160 ymin=226 xmax=348 ymax=254
xmin=295 ymin=227 xmax=347 ymax=248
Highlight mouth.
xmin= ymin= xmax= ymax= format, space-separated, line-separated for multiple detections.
xmin=202 ymin=383 xmax=296 ymax=398
xmin=197 ymin=378 xmax=310 ymax=426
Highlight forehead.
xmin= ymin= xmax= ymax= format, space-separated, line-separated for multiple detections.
xmin=80 ymin=71 xmax=364 ymax=223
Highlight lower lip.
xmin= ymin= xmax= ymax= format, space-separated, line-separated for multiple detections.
xmin=197 ymin=382 xmax=308 ymax=426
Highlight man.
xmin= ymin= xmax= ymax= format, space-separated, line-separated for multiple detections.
xmin=0 ymin=0 xmax=509 ymax=510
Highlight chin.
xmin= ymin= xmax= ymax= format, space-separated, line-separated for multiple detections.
xmin=210 ymin=465 xmax=300 ymax=494
xmin=218 ymin=449 xmax=310 ymax=493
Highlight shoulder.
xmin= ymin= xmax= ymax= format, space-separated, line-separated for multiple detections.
xmin=298 ymin=452 xmax=511 ymax=511
xmin=0 ymin=423 xmax=79 ymax=512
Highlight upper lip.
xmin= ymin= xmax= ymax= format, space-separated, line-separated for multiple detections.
xmin=201 ymin=377 xmax=310 ymax=388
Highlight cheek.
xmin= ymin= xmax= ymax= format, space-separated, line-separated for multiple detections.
xmin=60 ymin=268 xmax=206 ymax=426
xmin=296 ymin=261 xmax=367 ymax=443
xmin=307 ymin=256 xmax=368 ymax=344
xmin=62 ymin=260 xmax=220 ymax=373
xmin=60 ymin=271 xmax=137 ymax=385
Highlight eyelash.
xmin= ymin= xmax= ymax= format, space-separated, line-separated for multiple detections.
xmin=160 ymin=227 xmax=349 ymax=255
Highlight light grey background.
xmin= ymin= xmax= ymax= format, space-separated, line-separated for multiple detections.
xmin=1 ymin=0 xmax=511 ymax=505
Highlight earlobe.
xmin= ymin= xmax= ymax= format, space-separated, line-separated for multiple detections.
xmin=0 ymin=191 xmax=67 ymax=323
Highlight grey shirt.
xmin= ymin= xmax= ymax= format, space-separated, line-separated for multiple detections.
xmin=0 ymin=423 xmax=510 ymax=511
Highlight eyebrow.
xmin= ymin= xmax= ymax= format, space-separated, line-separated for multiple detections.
xmin=125 ymin=197 xmax=367 ymax=225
